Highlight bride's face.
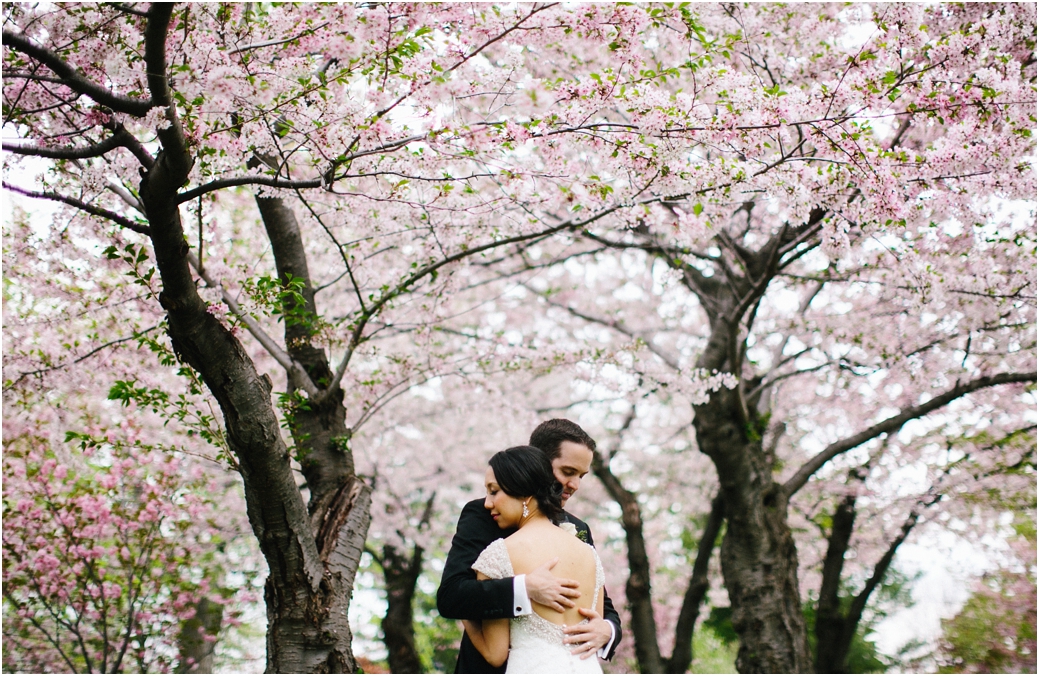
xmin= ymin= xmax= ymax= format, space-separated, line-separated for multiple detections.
xmin=484 ymin=466 xmax=526 ymax=529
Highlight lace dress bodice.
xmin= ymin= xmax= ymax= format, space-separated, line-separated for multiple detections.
xmin=472 ymin=535 xmax=605 ymax=674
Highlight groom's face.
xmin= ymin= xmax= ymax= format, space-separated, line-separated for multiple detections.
xmin=551 ymin=441 xmax=593 ymax=506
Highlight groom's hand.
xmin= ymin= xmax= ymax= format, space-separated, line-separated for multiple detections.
xmin=563 ymin=607 xmax=612 ymax=659
xmin=526 ymin=558 xmax=580 ymax=612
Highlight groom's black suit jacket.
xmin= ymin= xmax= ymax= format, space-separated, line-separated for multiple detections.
xmin=437 ymin=498 xmax=622 ymax=674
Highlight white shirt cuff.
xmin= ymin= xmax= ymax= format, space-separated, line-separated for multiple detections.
xmin=597 ymin=621 xmax=617 ymax=659
xmin=512 ymin=574 xmax=533 ymax=616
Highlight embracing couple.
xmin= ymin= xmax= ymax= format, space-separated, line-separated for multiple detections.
xmin=437 ymin=419 xmax=622 ymax=674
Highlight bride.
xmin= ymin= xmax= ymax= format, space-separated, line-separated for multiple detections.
xmin=462 ymin=446 xmax=605 ymax=674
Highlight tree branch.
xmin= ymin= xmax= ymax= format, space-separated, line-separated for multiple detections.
xmin=176 ymin=175 xmax=323 ymax=204
xmin=4 ymin=122 xmax=155 ymax=168
xmin=782 ymin=371 xmax=1038 ymax=497
xmin=4 ymin=134 xmax=125 ymax=160
xmin=105 ymin=2 xmax=149 ymax=17
xmin=1 ymin=30 xmax=154 ymax=116
xmin=5 ymin=324 xmax=161 ymax=390
xmin=3 ymin=182 xmax=150 ymax=235
xmin=537 ymin=294 xmax=682 ymax=372
xmin=185 ymin=251 xmax=321 ymax=399
xmin=324 ymin=200 xmax=643 ymax=398
xmin=229 ymin=21 xmax=331 ymax=54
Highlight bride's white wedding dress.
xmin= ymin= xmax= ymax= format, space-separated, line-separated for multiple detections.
xmin=472 ymin=538 xmax=605 ymax=674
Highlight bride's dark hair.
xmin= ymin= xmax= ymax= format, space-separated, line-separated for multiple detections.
xmin=488 ymin=446 xmax=564 ymax=524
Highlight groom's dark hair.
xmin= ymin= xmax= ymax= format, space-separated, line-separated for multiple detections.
xmin=529 ymin=419 xmax=596 ymax=460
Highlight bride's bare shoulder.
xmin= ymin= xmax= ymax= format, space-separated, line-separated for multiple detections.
xmin=505 ymin=525 xmax=594 ymax=569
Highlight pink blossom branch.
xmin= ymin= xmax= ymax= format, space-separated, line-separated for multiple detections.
xmin=325 ymin=199 xmax=654 ymax=398
xmin=847 ymin=479 xmax=947 ymax=627
xmin=782 ymin=371 xmax=1039 ymax=498
xmin=175 ymin=133 xmax=428 ymax=203
xmin=3 ymin=134 xmax=126 ymax=160
xmin=2 ymin=182 xmax=151 ymax=235
xmin=176 ymin=175 xmax=322 ymax=203
xmin=3 ymin=123 xmax=154 ymax=168
xmin=538 ymin=293 xmax=682 ymax=371
xmin=287 ymin=187 xmax=369 ymax=315
xmin=112 ymin=522 xmax=159 ymax=674
xmin=2 ymin=587 xmax=80 ymax=673
xmin=184 ymin=251 xmax=321 ymax=399
xmin=746 ymin=358 xmax=834 ymax=401
xmin=229 ymin=21 xmax=331 ymax=54
xmin=2 ymin=72 xmax=77 ymax=85
xmin=33 ymin=482 xmax=100 ymax=672
xmin=106 ymin=3 xmax=150 ymax=18
xmin=1 ymin=29 xmax=155 ymax=116
xmin=4 ymin=324 xmax=161 ymax=390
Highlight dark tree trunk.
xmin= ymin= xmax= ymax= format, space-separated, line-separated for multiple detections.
xmin=814 ymin=495 xmax=857 ymax=673
xmin=693 ymin=384 xmax=811 ymax=674
xmin=177 ymin=597 xmax=223 ymax=674
xmin=253 ymin=194 xmax=354 ymax=525
xmin=134 ymin=7 xmax=371 ymax=672
xmin=380 ymin=544 xmax=425 ymax=674
xmin=686 ymin=293 xmax=813 ymax=673
xmin=591 ymin=448 xmax=664 ymax=674
xmin=664 ymin=493 xmax=725 ymax=674
xmin=248 ymin=192 xmax=369 ymax=672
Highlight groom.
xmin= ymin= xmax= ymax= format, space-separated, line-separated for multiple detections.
xmin=437 ymin=419 xmax=622 ymax=673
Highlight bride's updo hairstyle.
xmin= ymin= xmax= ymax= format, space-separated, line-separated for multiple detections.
xmin=488 ymin=446 xmax=565 ymax=524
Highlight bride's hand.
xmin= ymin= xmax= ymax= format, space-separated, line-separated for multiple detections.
xmin=563 ymin=607 xmax=612 ymax=659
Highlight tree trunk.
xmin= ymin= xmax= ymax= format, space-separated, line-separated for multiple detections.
xmin=253 ymin=194 xmax=354 ymax=525
xmin=590 ymin=449 xmax=665 ymax=674
xmin=664 ymin=493 xmax=725 ymax=674
xmin=815 ymin=495 xmax=857 ymax=673
xmin=380 ymin=544 xmax=425 ymax=674
xmin=692 ymin=360 xmax=811 ymax=673
xmin=693 ymin=397 xmax=811 ymax=672
xmin=177 ymin=597 xmax=224 ymax=674
xmin=135 ymin=8 xmax=371 ymax=671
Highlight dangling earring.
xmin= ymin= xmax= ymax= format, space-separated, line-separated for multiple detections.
xmin=522 ymin=500 xmax=530 ymax=519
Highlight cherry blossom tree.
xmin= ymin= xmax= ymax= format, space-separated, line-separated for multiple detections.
xmin=2 ymin=3 xmax=630 ymax=670
xmin=455 ymin=4 xmax=1035 ymax=670
xmin=4 ymin=3 xmax=1035 ymax=673
xmin=3 ymin=204 xmax=263 ymax=673
xmin=1 ymin=426 xmax=229 ymax=674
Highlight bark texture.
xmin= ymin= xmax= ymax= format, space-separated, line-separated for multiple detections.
xmin=266 ymin=478 xmax=371 ymax=673
xmin=254 ymin=194 xmax=354 ymax=525
xmin=693 ymin=387 xmax=811 ymax=673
